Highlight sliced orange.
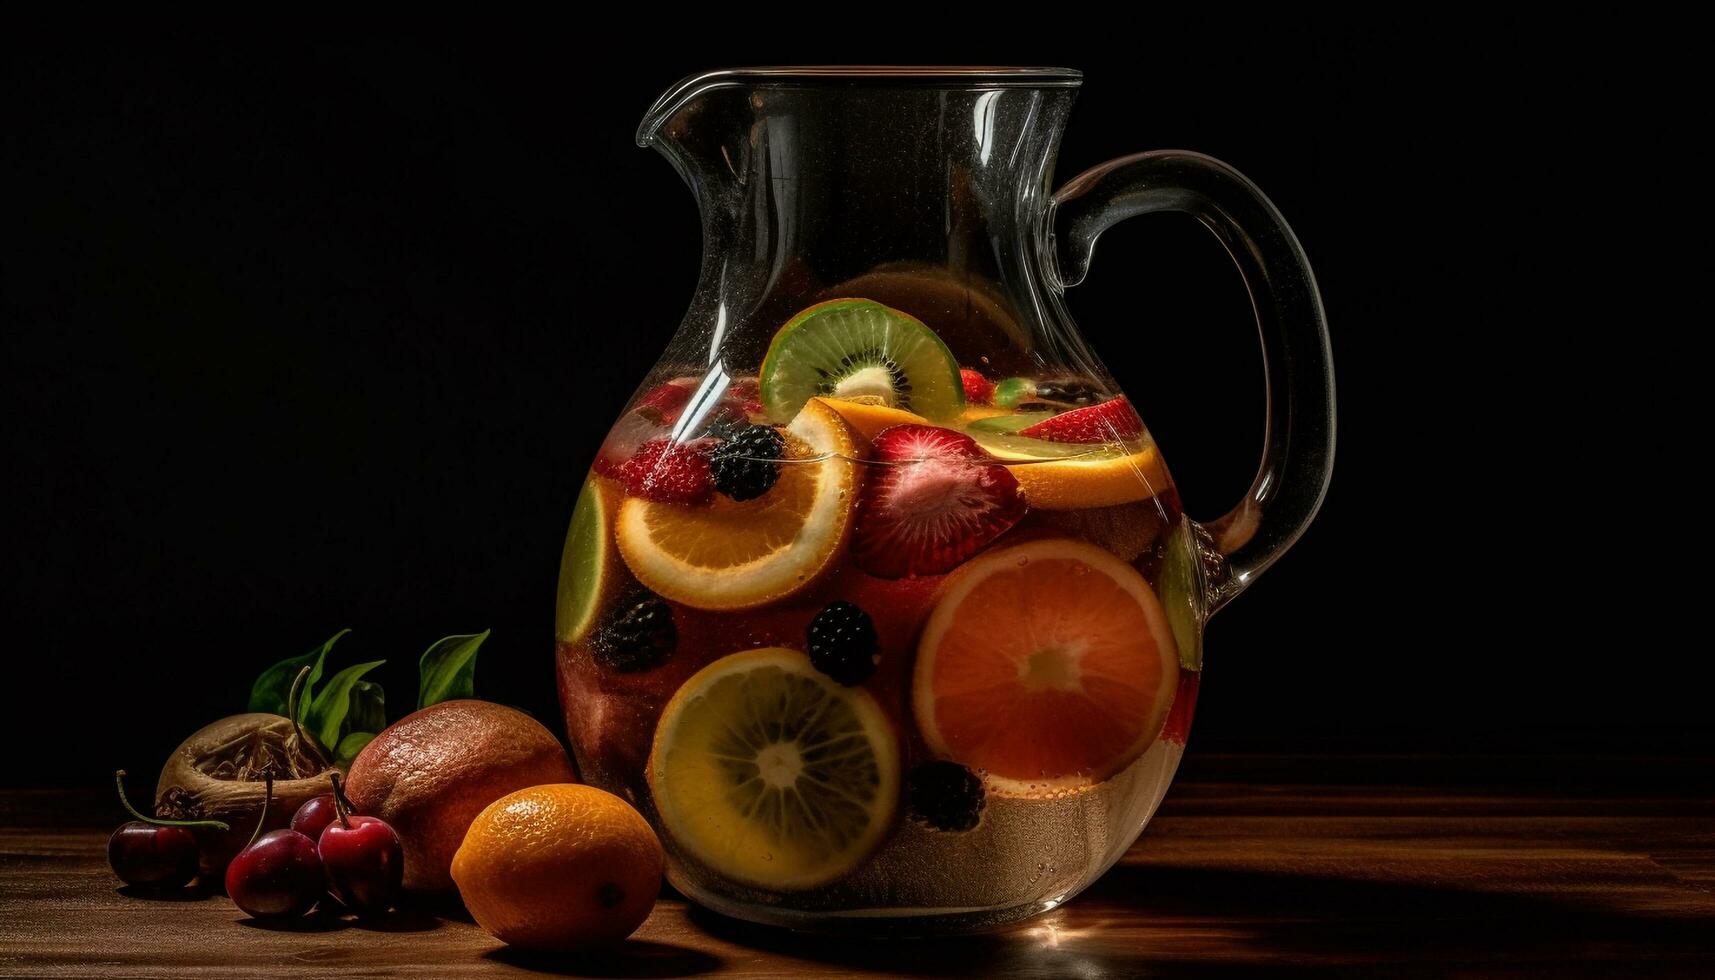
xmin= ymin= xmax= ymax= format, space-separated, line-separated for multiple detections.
xmin=914 ymin=538 xmax=1179 ymax=796
xmin=1005 ymin=444 xmax=1172 ymax=510
xmin=812 ymin=396 xmax=928 ymax=441
xmin=615 ymin=399 xmax=862 ymax=610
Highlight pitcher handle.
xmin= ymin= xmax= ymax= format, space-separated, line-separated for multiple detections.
xmin=1049 ymin=150 xmax=1335 ymax=613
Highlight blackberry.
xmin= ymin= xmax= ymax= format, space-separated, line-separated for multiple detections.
xmin=806 ymin=601 xmax=878 ymax=686
xmin=709 ymin=425 xmax=786 ymax=502
xmin=907 ymin=761 xmax=986 ymax=832
xmin=592 ymin=592 xmax=676 ymax=673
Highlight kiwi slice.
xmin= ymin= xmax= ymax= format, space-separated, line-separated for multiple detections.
xmin=759 ymin=299 xmax=964 ymax=423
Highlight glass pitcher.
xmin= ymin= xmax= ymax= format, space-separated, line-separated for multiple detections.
xmin=555 ymin=66 xmax=1334 ymax=933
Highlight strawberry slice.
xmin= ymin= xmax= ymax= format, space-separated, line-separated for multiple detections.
xmin=635 ymin=379 xmax=696 ymax=422
xmin=1017 ymin=396 xmax=1144 ymax=444
xmin=593 ymin=409 xmax=670 ymax=479
xmin=852 ymin=425 xmax=1027 ymax=578
xmin=960 ymin=368 xmax=995 ymax=406
xmin=726 ymin=377 xmax=766 ymax=418
xmin=618 ymin=438 xmax=715 ymax=504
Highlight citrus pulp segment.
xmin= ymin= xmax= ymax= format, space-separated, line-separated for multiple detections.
xmin=913 ymin=538 xmax=1180 ymax=796
xmin=614 ymin=399 xmax=862 ymax=611
xmin=556 ymin=476 xmax=624 ymax=644
xmin=648 ymin=647 xmax=899 ymax=891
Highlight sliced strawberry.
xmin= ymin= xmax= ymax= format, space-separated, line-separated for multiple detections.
xmin=960 ymin=368 xmax=995 ymax=405
xmin=1161 ymin=669 xmax=1200 ymax=746
xmin=726 ymin=377 xmax=766 ymax=418
xmin=635 ymin=379 xmax=696 ymax=422
xmin=618 ymin=438 xmax=715 ymax=504
xmin=1017 ymin=396 xmax=1144 ymax=444
xmin=852 ymin=424 xmax=1027 ymax=578
xmin=593 ymin=409 xmax=670 ymax=478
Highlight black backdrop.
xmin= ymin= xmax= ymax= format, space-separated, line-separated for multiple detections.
xmin=5 ymin=24 xmax=1683 ymax=789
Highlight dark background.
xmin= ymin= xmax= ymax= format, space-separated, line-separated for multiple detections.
xmin=4 ymin=24 xmax=1677 ymax=789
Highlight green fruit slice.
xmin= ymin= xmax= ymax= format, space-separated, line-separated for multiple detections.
xmin=555 ymin=477 xmax=623 ymax=644
xmin=648 ymin=647 xmax=899 ymax=891
xmin=1158 ymin=518 xmax=1206 ymax=670
xmin=968 ymin=427 xmax=1123 ymax=461
xmin=964 ymin=411 xmax=1054 ymax=435
xmin=992 ymin=377 xmax=1036 ymax=408
xmin=760 ymin=299 xmax=964 ymax=423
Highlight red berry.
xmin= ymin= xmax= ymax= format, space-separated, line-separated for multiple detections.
xmin=290 ymin=794 xmax=338 ymax=841
xmin=718 ymin=377 xmax=766 ymax=419
xmin=225 ymin=830 xmax=324 ymax=919
xmin=1161 ymin=670 xmax=1201 ymax=746
xmin=1017 ymin=397 xmax=1144 ymax=444
xmin=593 ymin=409 xmax=669 ymax=479
xmin=635 ymin=379 xmax=695 ymax=421
xmin=319 ymin=815 xmax=404 ymax=916
xmin=619 ymin=438 xmax=715 ymax=504
xmin=960 ymin=368 xmax=995 ymax=405
xmin=851 ymin=425 xmax=1027 ymax=578
xmin=108 ymin=822 xmax=200 ymax=889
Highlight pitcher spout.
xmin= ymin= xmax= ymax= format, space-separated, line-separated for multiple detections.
xmin=633 ymin=67 xmax=1085 ymax=368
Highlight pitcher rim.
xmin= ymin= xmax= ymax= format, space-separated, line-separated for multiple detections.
xmin=637 ymin=66 xmax=1083 ymax=147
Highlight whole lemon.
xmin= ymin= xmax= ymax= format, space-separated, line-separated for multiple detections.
xmin=451 ymin=783 xmax=663 ymax=950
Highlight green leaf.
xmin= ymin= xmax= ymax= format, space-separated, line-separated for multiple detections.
xmin=334 ymin=731 xmax=376 ymax=768
xmin=306 ymin=659 xmax=385 ymax=749
xmin=247 ymin=629 xmax=350 ymax=719
xmin=418 ymin=630 xmax=487 ymax=710
xmin=347 ymin=680 xmax=386 ymax=737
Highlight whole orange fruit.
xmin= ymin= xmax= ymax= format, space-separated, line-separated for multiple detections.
xmin=452 ymin=784 xmax=663 ymax=950
xmin=344 ymin=700 xmax=576 ymax=891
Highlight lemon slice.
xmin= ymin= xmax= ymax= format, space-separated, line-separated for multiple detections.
xmin=615 ymin=399 xmax=862 ymax=610
xmin=555 ymin=476 xmax=623 ymax=644
xmin=648 ymin=647 xmax=899 ymax=891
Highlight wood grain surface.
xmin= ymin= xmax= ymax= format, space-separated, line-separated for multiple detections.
xmin=3 ymin=754 xmax=1712 ymax=978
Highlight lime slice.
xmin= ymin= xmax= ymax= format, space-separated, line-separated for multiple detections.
xmin=648 ymin=647 xmax=899 ymax=891
xmin=760 ymin=299 xmax=964 ymax=423
xmin=1158 ymin=518 xmax=1206 ymax=670
xmin=555 ymin=477 xmax=622 ymax=644
xmin=963 ymin=411 xmax=1053 ymax=435
xmin=968 ymin=427 xmax=1128 ymax=461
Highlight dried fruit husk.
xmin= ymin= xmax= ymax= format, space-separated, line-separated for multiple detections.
xmin=153 ymin=712 xmax=338 ymax=878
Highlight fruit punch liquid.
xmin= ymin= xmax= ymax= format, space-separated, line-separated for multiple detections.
xmin=556 ymin=297 xmax=1203 ymax=931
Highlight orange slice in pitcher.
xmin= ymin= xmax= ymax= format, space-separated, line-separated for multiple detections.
xmin=913 ymin=538 xmax=1179 ymax=796
xmin=812 ymin=396 xmax=928 ymax=441
xmin=615 ymin=399 xmax=863 ymax=610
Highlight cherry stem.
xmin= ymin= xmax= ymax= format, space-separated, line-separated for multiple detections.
xmin=329 ymin=772 xmax=354 ymax=829
xmin=113 ymin=770 xmax=230 ymax=831
xmin=287 ymin=666 xmax=331 ymax=769
xmin=244 ymin=767 xmax=274 ymax=851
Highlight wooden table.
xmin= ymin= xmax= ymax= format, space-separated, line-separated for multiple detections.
xmin=4 ymin=753 xmax=1712 ymax=978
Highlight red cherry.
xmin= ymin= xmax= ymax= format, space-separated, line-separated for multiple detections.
xmin=319 ymin=815 xmax=404 ymax=915
xmin=109 ymin=822 xmax=201 ymax=889
xmin=222 ymin=769 xmax=324 ymax=919
xmin=315 ymin=773 xmax=404 ymax=916
xmin=290 ymin=793 xmax=339 ymax=841
xmin=225 ymin=830 xmax=324 ymax=918
xmin=107 ymin=770 xmax=227 ymax=890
